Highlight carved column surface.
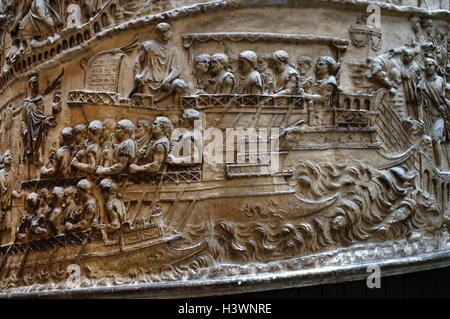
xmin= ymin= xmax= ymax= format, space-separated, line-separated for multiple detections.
xmin=0 ymin=0 xmax=449 ymax=298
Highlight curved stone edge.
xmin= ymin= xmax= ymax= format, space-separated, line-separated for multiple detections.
xmin=2 ymin=0 xmax=449 ymax=96
xmin=1 ymin=250 xmax=450 ymax=299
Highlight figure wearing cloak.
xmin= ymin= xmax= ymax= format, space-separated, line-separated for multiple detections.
xmin=65 ymin=180 xmax=98 ymax=232
xmin=400 ymin=49 xmax=422 ymax=120
xmin=96 ymin=119 xmax=137 ymax=176
xmin=18 ymin=0 xmax=63 ymax=52
xmin=41 ymin=126 xmax=73 ymax=177
xmin=130 ymin=22 xmax=186 ymax=103
xmin=21 ymin=75 xmax=55 ymax=164
xmin=206 ymin=53 xmax=235 ymax=94
xmin=0 ymin=150 xmax=20 ymax=232
xmin=271 ymin=50 xmax=299 ymax=96
xmin=130 ymin=117 xmax=172 ymax=174
xmin=418 ymin=58 xmax=450 ymax=170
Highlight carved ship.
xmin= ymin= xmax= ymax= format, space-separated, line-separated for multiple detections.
xmin=0 ymin=0 xmax=449 ymax=298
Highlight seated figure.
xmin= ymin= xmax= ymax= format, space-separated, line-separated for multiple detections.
xmin=238 ymin=50 xmax=264 ymax=94
xmin=64 ymin=186 xmax=79 ymax=227
xmin=257 ymin=53 xmax=275 ymax=94
xmin=304 ymin=56 xmax=340 ymax=108
xmin=37 ymin=187 xmax=51 ymax=218
xmin=296 ymin=56 xmax=314 ymax=93
xmin=135 ymin=118 xmax=152 ymax=151
xmin=93 ymin=178 xmax=126 ymax=233
xmin=129 ymin=22 xmax=187 ymax=103
xmin=41 ymin=127 xmax=73 ymax=178
xmin=65 ymin=179 xmax=99 ymax=232
xmin=101 ymin=119 xmax=117 ymax=167
xmin=18 ymin=0 xmax=63 ymax=53
xmin=130 ymin=117 xmax=173 ymax=174
xmin=71 ymin=120 xmax=103 ymax=175
xmin=206 ymin=53 xmax=235 ymax=94
xmin=48 ymin=187 xmax=66 ymax=235
xmin=168 ymin=109 xmax=202 ymax=166
xmin=71 ymin=123 xmax=88 ymax=167
xmin=96 ymin=120 xmax=137 ymax=176
xmin=193 ymin=53 xmax=211 ymax=94
xmin=271 ymin=50 xmax=299 ymax=95
xmin=16 ymin=193 xmax=47 ymax=242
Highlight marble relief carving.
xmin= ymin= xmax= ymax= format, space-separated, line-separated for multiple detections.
xmin=0 ymin=0 xmax=449 ymax=297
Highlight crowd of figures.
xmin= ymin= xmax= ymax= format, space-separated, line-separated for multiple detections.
xmin=191 ymin=50 xmax=340 ymax=107
xmin=41 ymin=110 xmax=200 ymax=179
xmin=127 ymin=22 xmax=341 ymax=107
xmin=16 ymin=177 xmax=126 ymax=243
xmin=368 ymin=15 xmax=450 ymax=170
xmin=8 ymin=108 xmax=202 ymax=243
xmin=0 ymin=0 xmax=108 ymax=64
xmin=0 ymin=150 xmax=108 ymax=242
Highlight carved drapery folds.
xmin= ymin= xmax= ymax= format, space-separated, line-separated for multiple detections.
xmin=366 ymin=15 xmax=450 ymax=171
xmin=0 ymin=0 xmax=450 ymax=297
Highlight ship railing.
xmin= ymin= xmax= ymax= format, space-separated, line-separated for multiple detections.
xmin=21 ymin=166 xmax=203 ymax=190
xmin=0 ymin=230 xmax=102 ymax=256
xmin=181 ymin=91 xmax=381 ymax=129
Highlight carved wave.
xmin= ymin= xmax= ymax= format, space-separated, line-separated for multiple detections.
xmin=206 ymin=161 xmax=445 ymax=263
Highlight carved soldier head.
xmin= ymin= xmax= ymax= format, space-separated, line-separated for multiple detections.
xmin=409 ymin=15 xmax=421 ymax=33
xmin=28 ymin=75 xmax=39 ymax=96
xmin=421 ymin=42 xmax=436 ymax=58
xmin=210 ymin=53 xmax=229 ymax=75
xmin=194 ymin=54 xmax=210 ymax=74
xmin=100 ymin=178 xmax=118 ymax=196
xmin=152 ymin=116 xmax=173 ymax=139
xmin=401 ymin=48 xmax=415 ymax=65
xmin=26 ymin=192 xmax=40 ymax=214
xmin=136 ymin=118 xmax=152 ymax=140
xmin=257 ymin=53 xmax=271 ymax=72
xmin=424 ymin=57 xmax=438 ymax=76
xmin=73 ymin=123 xmax=88 ymax=144
xmin=315 ymin=56 xmax=337 ymax=77
xmin=39 ymin=188 xmax=51 ymax=206
xmin=52 ymin=187 xmax=65 ymax=206
xmin=115 ymin=119 xmax=135 ymax=142
xmin=421 ymin=17 xmax=434 ymax=36
xmin=238 ymin=50 xmax=258 ymax=74
xmin=77 ymin=179 xmax=93 ymax=199
xmin=102 ymin=119 xmax=116 ymax=141
xmin=271 ymin=50 xmax=290 ymax=73
xmin=64 ymin=186 xmax=78 ymax=203
xmin=59 ymin=127 xmax=73 ymax=147
xmin=88 ymin=120 xmax=104 ymax=143
xmin=156 ymin=22 xmax=173 ymax=43
xmin=2 ymin=150 xmax=12 ymax=166
xmin=182 ymin=108 xmax=201 ymax=128
xmin=297 ymin=56 xmax=313 ymax=76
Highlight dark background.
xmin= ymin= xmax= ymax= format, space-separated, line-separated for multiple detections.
xmin=210 ymin=266 xmax=450 ymax=299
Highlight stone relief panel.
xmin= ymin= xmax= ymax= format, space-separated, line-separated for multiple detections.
xmin=0 ymin=0 xmax=449 ymax=297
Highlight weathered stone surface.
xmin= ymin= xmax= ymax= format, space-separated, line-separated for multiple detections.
xmin=0 ymin=0 xmax=449 ymax=298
